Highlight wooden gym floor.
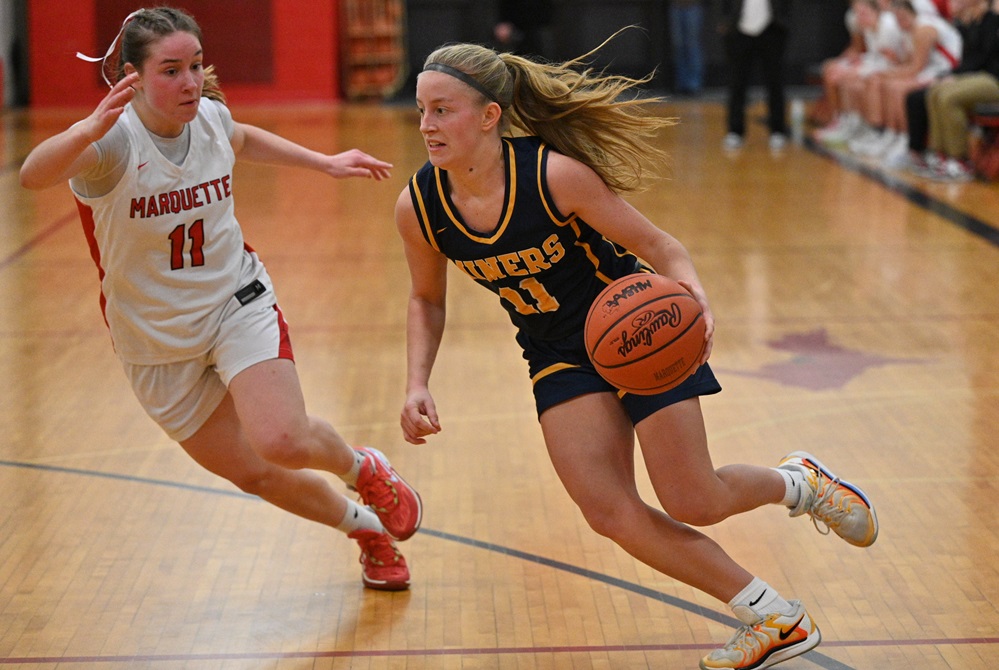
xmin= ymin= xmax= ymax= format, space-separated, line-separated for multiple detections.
xmin=1 ymin=96 xmax=998 ymax=669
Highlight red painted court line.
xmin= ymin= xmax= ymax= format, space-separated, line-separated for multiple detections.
xmin=3 ymin=638 xmax=997 ymax=664
xmin=0 ymin=211 xmax=77 ymax=273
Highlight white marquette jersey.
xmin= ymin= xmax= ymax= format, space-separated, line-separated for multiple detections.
xmin=860 ymin=12 xmax=906 ymax=74
xmin=914 ymin=13 xmax=962 ymax=80
xmin=73 ymin=99 xmax=246 ymax=364
xmin=912 ymin=0 xmax=941 ymax=17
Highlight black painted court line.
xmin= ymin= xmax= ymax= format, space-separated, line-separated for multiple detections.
xmin=805 ymin=137 xmax=999 ymax=248
xmin=2 ymin=458 xmax=856 ymax=669
xmin=4 ymin=457 xmax=996 ymax=664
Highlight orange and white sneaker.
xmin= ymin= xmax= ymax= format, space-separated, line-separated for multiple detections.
xmin=700 ymin=600 xmax=821 ymax=669
xmin=778 ymin=450 xmax=879 ymax=548
xmin=349 ymin=529 xmax=410 ymax=591
xmin=351 ymin=447 xmax=422 ymax=541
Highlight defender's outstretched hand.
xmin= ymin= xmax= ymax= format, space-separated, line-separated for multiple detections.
xmin=324 ymin=148 xmax=393 ymax=181
xmin=79 ymin=72 xmax=140 ymax=143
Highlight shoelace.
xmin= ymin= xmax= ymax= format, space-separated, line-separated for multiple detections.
xmin=363 ymin=475 xmax=400 ymax=514
xmin=721 ymin=622 xmax=770 ymax=660
xmin=356 ymin=534 xmax=401 ymax=567
xmin=808 ymin=475 xmax=851 ymax=536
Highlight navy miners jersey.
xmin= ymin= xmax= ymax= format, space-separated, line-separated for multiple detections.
xmin=408 ymin=136 xmax=646 ymax=341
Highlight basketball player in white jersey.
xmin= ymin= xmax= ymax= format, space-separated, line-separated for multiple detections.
xmin=19 ymin=7 xmax=421 ymax=591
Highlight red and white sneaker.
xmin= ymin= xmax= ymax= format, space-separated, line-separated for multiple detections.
xmin=349 ymin=529 xmax=410 ymax=591
xmin=351 ymin=447 xmax=422 ymax=541
xmin=927 ymin=157 xmax=975 ymax=183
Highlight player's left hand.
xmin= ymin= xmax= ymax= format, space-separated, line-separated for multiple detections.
xmin=325 ymin=149 xmax=393 ymax=180
xmin=677 ymin=279 xmax=714 ymax=365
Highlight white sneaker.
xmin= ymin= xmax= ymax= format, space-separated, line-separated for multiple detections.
xmin=884 ymin=148 xmax=919 ymax=171
xmin=881 ymin=134 xmax=911 ymax=167
xmin=876 ymin=130 xmax=904 ymax=157
xmin=847 ymin=126 xmax=881 ymax=154
xmin=906 ymin=152 xmax=937 ymax=178
xmin=928 ymin=158 xmax=975 ymax=182
xmin=814 ymin=117 xmax=845 ymax=142
xmin=855 ymin=129 xmax=898 ymax=157
xmin=700 ymin=600 xmax=822 ymax=669
xmin=723 ymin=133 xmax=744 ymax=151
xmin=769 ymin=133 xmax=788 ymax=152
xmin=778 ymin=451 xmax=879 ymax=547
xmin=815 ymin=113 xmax=859 ymax=145
xmin=924 ymin=151 xmax=945 ymax=171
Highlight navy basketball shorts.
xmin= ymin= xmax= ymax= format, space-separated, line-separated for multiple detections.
xmin=515 ymin=328 xmax=722 ymax=425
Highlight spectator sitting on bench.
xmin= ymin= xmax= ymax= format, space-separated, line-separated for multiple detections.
xmin=893 ymin=0 xmax=999 ymax=181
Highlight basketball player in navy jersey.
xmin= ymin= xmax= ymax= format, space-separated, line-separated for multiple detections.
xmin=20 ymin=7 xmax=420 ymax=591
xmin=394 ymin=38 xmax=880 ymax=669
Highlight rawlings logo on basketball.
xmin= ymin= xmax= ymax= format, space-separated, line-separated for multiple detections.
xmin=585 ymin=273 xmax=705 ymax=395
xmin=616 ymin=303 xmax=683 ymax=358
xmin=602 ymin=278 xmax=653 ymax=312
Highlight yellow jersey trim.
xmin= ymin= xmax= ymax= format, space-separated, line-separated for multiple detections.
xmin=410 ymin=175 xmax=440 ymax=252
xmin=434 ymin=140 xmax=517 ymax=245
xmin=531 ymin=362 xmax=578 ymax=386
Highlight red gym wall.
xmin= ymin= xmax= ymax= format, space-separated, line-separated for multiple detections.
xmin=28 ymin=0 xmax=341 ymax=107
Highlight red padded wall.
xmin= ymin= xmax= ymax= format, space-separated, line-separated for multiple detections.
xmin=28 ymin=0 xmax=341 ymax=107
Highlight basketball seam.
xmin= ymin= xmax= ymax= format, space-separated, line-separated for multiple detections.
xmin=591 ymin=310 xmax=704 ymax=370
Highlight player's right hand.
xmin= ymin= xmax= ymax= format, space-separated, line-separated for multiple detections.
xmin=80 ymin=72 xmax=139 ymax=142
xmin=401 ymin=388 xmax=441 ymax=445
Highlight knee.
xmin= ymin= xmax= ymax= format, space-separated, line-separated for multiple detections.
xmin=577 ymin=496 xmax=644 ymax=540
xmin=577 ymin=493 xmax=726 ymax=536
xmin=664 ymin=500 xmax=729 ymax=527
xmin=225 ymin=463 xmax=278 ymax=496
xmin=249 ymin=420 xmax=311 ymax=469
xmin=934 ymin=90 xmax=959 ymax=110
xmin=655 ymin=485 xmax=730 ymax=526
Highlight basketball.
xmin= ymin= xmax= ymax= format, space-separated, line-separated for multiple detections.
xmin=584 ymin=274 xmax=706 ymax=395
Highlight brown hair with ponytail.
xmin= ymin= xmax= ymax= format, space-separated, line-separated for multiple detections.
xmin=107 ymin=6 xmax=226 ymax=104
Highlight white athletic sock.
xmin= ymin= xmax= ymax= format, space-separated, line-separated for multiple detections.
xmin=335 ymin=498 xmax=385 ymax=535
xmin=774 ymin=467 xmax=804 ymax=507
xmin=729 ymin=577 xmax=794 ymax=625
xmin=338 ymin=448 xmax=367 ymax=487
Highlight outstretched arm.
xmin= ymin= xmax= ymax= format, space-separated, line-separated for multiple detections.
xmin=20 ymin=73 xmax=139 ymax=190
xmin=395 ymin=187 xmax=449 ymax=444
xmin=230 ymin=122 xmax=392 ymax=180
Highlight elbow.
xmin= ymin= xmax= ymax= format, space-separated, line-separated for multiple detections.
xmin=19 ymin=164 xmax=51 ymax=191
xmin=19 ymin=168 xmax=39 ymax=190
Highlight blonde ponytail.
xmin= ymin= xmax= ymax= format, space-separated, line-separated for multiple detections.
xmin=423 ymin=29 xmax=675 ymax=193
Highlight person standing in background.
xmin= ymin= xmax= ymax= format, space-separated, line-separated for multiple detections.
xmin=718 ymin=0 xmax=792 ymax=150
xmin=494 ymin=0 xmax=556 ymax=61
xmin=670 ymin=0 xmax=707 ymax=95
